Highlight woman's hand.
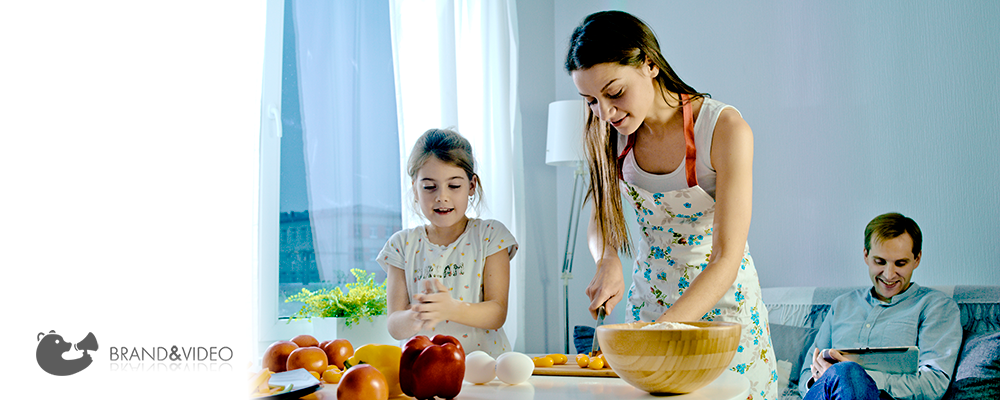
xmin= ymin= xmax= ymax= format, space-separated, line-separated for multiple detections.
xmin=411 ymin=278 xmax=461 ymax=330
xmin=586 ymin=256 xmax=625 ymax=319
xmin=654 ymin=313 xmax=675 ymax=323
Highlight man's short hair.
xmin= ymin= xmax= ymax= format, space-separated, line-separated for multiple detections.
xmin=864 ymin=212 xmax=922 ymax=257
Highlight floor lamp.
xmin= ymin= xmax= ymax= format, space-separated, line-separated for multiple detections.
xmin=545 ymin=99 xmax=588 ymax=354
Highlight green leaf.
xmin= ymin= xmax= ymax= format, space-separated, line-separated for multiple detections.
xmin=282 ymin=269 xmax=387 ymax=323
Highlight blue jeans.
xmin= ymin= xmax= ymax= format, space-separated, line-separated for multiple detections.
xmin=804 ymin=362 xmax=880 ymax=400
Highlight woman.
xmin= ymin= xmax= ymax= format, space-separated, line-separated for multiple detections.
xmin=566 ymin=10 xmax=777 ymax=399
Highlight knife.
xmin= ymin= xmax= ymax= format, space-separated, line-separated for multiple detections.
xmin=589 ymin=304 xmax=606 ymax=357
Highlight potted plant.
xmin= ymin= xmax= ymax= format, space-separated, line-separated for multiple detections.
xmin=284 ymin=269 xmax=396 ymax=345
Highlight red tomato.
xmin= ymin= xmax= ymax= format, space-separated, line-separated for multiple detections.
xmin=291 ymin=334 xmax=319 ymax=348
xmin=286 ymin=346 xmax=328 ymax=375
xmin=337 ymin=364 xmax=389 ymax=400
xmin=321 ymin=339 xmax=354 ymax=370
xmin=261 ymin=340 xmax=298 ymax=373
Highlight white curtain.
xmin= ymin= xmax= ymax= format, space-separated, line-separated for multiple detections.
xmin=294 ymin=1 xmax=400 ymax=284
xmin=389 ymin=0 xmax=524 ymax=349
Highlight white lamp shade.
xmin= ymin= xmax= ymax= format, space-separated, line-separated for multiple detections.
xmin=545 ymin=99 xmax=588 ymax=166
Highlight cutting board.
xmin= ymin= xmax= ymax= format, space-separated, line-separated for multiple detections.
xmin=531 ymin=356 xmax=618 ymax=377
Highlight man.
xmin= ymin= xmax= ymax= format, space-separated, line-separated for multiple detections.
xmin=799 ymin=213 xmax=962 ymax=400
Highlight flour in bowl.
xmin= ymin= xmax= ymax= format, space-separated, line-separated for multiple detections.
xmin=640 ymin=322 xmax=698 ymax=330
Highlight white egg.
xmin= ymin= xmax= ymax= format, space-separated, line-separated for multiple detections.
xmin=494 ymin=351 xmax=533 ymax=385
xmin=464 ymin=350 xmax=496 ymax=384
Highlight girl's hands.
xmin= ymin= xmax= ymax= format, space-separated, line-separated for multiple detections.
xmin=401 ymin=308 xmax=427 ymax=334
xmin=585 ymin=256 xmax=625 ymax=319
xmin=411 ymin=278 xmax=460 ymax=330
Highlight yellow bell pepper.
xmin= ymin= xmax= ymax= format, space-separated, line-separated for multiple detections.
xmin=248 ymin=368 xmax=272 ymax=396
xmin=343 ymin=343 xmax=402 ymax=397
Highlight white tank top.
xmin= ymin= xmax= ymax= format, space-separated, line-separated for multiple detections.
xmin=618 ymin=98 xmax=738 ymax=198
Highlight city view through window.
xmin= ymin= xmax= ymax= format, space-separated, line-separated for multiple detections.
xmin=277 ymin=1 xmax=401 ymax=317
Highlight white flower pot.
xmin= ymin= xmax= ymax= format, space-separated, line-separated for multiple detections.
xmin=310 ymin=314 xmax=399 ymax=347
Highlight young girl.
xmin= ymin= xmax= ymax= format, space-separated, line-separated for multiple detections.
xmin=378 ymin=128 xmax=517 ymax=358
xmin=567 ymin=11 xmax=777 ymax=399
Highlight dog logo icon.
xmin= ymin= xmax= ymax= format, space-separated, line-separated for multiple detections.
xmin=36 ymin=330 xmax=98 ymax=376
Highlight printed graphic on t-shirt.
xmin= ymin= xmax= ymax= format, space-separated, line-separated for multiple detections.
xmin=414 ymin=263 xmax=465 ymax=281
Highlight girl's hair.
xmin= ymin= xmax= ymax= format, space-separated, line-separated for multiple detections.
xmin=564 ymin=10 xmax=709 ymax=256
xmin=865 ymin=213 xmax=922 ymax=257
xmin=407 ymin=128 xmax=484 ymax=214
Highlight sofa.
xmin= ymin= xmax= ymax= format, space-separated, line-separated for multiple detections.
xmin=763 ymin=285 xmax=1000 ymax=400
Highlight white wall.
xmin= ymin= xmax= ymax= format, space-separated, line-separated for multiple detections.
xmin=2 ymin=2 xmax=263 ymax=397
xmin=519 ymin=0 xmax=1000 ymax=353
xmin=516 ymin=0 xmax=562 ymax=353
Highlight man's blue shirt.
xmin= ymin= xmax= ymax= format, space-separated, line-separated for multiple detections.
xmin=799 ymin=283 xmax=962 ymax=400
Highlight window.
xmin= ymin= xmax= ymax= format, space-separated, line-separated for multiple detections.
xmin=257 ymin=0 xmax=400 ymax=348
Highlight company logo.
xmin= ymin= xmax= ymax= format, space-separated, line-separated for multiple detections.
xmin=110 ymin=345 xmax=234 ymax=362
xmin=36 ymin=330 xmax=99 ymax=376
xmin=109 ymin=344 xmax=234 ymax=373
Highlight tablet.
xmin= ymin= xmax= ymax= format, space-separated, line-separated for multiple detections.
xmin=836 ymin=346 xmax=918 ymax=374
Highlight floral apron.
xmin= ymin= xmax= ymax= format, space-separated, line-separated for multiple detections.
xmin=618 ymin=94 xmax=777 ymax=400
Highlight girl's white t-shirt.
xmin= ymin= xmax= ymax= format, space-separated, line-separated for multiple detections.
xmin=377 ymin=218 xmax=517 ymax=358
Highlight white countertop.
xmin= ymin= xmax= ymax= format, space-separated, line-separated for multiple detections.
xmin=311 ymin=370 xmax=749 ymax=400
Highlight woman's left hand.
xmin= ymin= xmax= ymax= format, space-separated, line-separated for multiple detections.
xmin=411 ymin=278 xmax=460 ymax=330
xmin=653 ymin=314 xmax=677 ymax=323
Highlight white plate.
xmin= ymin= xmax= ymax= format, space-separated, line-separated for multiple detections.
xmin=253 ymin=368 xmax=322 ymax=399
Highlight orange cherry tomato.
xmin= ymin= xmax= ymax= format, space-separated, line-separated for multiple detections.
xmin=546 ymin=354 xmax=568 ymax=365
xmin=322 ymin=368 xmax=342 ymax=384
xmin=533 ymin=356 xmax=554 ymax=368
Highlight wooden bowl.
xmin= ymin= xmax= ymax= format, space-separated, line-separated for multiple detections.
xmin=596 ymin=321 xmax=741 ymax=394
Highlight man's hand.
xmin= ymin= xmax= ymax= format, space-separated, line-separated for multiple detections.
xmin=810 ymin=348 xmax=847 ymax=382
xmin=585 ymin=256 xmax=625 ymax=319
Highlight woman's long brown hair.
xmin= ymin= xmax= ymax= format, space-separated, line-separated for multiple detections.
xmin=565 ymin=11 xmax=709 ymax=257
